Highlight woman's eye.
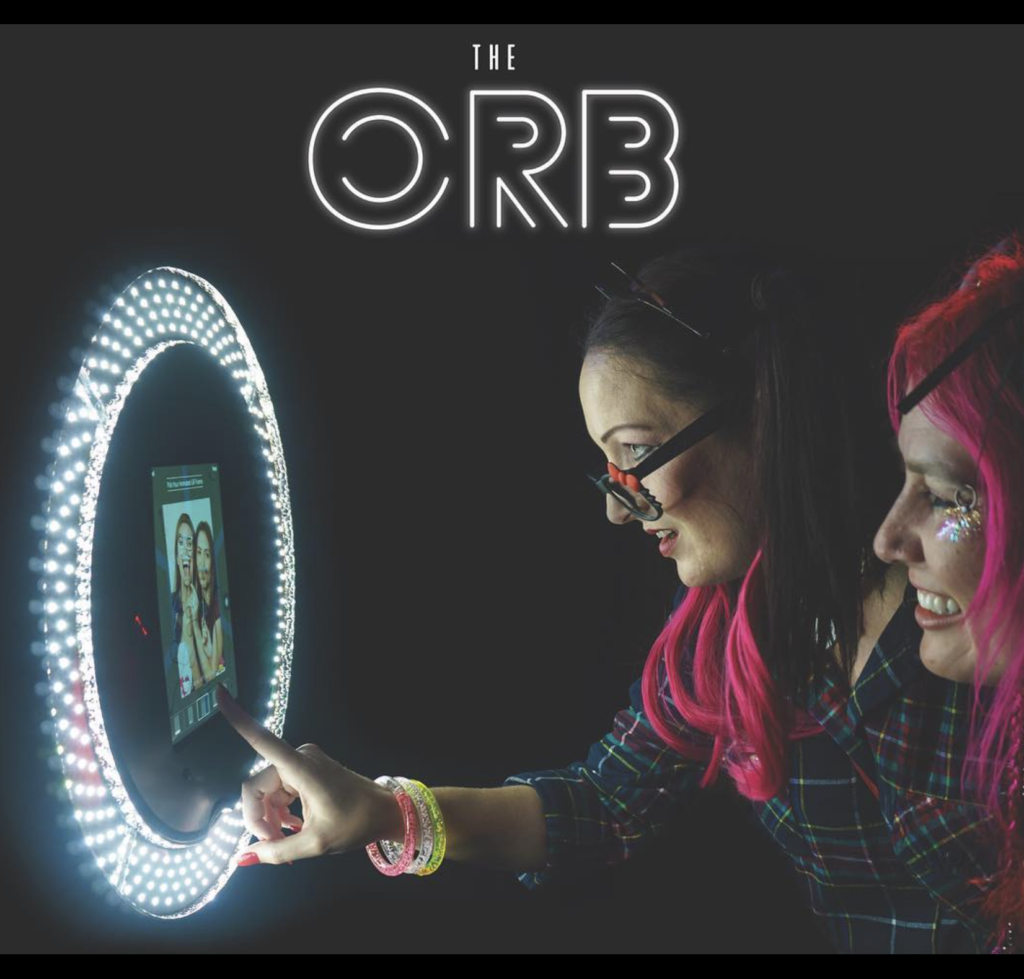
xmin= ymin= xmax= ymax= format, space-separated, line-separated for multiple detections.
xmin=924 ymin=488 xmax=955 ymax=509
xmin=625 ymin=443 xmax=657 ymax=462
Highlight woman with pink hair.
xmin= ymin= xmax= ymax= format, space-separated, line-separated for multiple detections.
xmin=875 ymin=232 xmax=1024 ymax=952
xmin=216 ymin=243 xmax=1001 ymax=952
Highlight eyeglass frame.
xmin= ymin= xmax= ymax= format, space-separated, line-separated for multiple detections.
xmin=587 ymin=400 xmax=737 ymax=521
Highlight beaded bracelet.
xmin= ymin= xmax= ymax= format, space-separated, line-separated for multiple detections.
xmin=365 ymin=776 xmax=418 ymax=876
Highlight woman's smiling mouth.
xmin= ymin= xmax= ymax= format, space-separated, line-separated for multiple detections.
xmin=913 ymin=586 xmax=966 ymax=630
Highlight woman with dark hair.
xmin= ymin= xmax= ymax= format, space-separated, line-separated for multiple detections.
xmin=573 ymin=246 xmax=900 ymax=800
xmin=193 ymin=520 xmax=224 ymax=683
xmin=874 ymin=232 xmax=1024 ymax=952
xmin=171 ymin=511 xmax=201 ymax=697
xmin=215 ymin=243 xmax=993 ymax=952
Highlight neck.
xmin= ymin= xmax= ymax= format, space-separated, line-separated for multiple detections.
xmin=841 ymin=561 xmax=909 ymax=688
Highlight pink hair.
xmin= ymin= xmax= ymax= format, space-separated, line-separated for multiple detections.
xmin=886 ymin=232 xmax=1024 ymax=944
xmin=641 ymin=549 xmax=825 ymax=802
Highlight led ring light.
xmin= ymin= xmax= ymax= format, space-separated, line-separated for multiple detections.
xmin=31 ymin=268 xmax=295 ymax=918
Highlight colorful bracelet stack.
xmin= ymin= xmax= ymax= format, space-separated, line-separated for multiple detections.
xmin=365 ymin=776 xmax=447 ymax=877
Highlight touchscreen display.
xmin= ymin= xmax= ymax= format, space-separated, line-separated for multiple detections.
xmin=152 ymin=463 xmax=238 ymax=744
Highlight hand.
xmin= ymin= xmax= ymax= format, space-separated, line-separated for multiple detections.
xmin=215 ymin=685 xmax=397 ymax=866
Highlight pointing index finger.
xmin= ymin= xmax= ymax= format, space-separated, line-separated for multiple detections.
xmin=216 ymin=684 xmax=301 ymax=771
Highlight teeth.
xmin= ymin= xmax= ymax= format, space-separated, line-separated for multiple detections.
xmin=916 ymin=589 xmax=961 ymax=616
xmin=656 ymin=530 xmax=677 ymax=539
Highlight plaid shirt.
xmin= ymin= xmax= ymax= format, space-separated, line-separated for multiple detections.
xmin=503 ymin=582 xmax=1002 ymax=953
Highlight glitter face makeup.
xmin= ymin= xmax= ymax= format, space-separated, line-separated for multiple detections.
xmin=937 ymin=486 xmax=984 ymax=544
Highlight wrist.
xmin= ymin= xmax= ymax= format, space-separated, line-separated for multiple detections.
xmin=364 ymin=782 xmax=408 ymax=845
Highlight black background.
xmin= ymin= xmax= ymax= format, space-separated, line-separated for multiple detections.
xmin=5 ymin=24 xmax=1024 ymax=954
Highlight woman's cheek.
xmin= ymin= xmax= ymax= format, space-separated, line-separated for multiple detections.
xmin=931 ymin=529 xmax=986 ymax=611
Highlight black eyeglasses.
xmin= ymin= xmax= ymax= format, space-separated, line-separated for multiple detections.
xmin=587 ymin=401 xmax=736 ymax=521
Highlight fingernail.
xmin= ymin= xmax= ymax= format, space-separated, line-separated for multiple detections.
xmin=237 ymin=852 xmax=260 ymax=867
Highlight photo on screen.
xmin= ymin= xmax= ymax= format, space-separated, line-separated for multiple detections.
xmin=151 ymin=464 xmax=238 ymax=745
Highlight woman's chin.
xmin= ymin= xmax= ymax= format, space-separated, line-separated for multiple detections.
xmin=920 ymin=629 xmax=1007 ymax=687
xmin=917 ymin=629 xmax=977 ymax=684
xmin=673 ymin=550 xmax=748 ymax=590
xmin=673 ymin=558 xmax=714 ymax=589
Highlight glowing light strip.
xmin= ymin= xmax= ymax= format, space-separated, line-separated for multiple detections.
xmin=32 ymin=268 xmax=296 ymax=919
xmin=470 ymin=90 xmax=569 ymax=230
xmin=308 ymin=87 xmax=451 ymax=231
xmin=580 ymin=89 xmax=681 ymax=231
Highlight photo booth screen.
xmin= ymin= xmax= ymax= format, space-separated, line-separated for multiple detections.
xmin=152 ymin=463 xmax=238 ymax=744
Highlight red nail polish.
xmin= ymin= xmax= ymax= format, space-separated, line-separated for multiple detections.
xmin=237 ymin=852 xmax=261 ymax=867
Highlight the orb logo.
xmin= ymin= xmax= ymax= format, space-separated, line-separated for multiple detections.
xmin=307 ymin=87 xmax=681 ymax=232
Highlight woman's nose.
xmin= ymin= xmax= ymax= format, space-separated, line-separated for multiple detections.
xmin=873 ymin=503 xmax=921 ymax=566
